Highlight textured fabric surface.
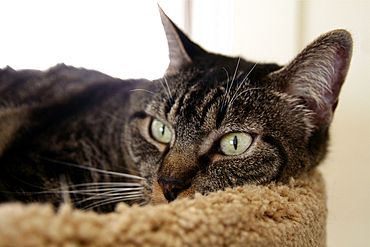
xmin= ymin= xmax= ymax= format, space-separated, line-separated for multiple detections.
xmin=0 ymin=169 xmax=326 ymax=247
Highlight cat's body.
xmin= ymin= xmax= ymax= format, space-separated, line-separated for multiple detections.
xmin=0 ymin=9 xmax=352 ymax=212
xmin=0 ymin=65 xmax=146 ymax=211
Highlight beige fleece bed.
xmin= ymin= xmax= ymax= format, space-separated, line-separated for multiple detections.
xmin=0 ymin=169 xmax=326 ymax=247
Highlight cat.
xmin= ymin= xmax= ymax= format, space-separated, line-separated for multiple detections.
xmin=0 ymin=8 xmax=352 ymax=212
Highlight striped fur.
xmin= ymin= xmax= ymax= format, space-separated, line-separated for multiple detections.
xmin=0 ymin=10 xmax=352 ymax=211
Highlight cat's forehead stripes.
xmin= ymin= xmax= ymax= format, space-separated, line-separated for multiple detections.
xmin=197 ymin=87 xmax=226 ymax=128
xmin=157 ymin=70 xmax=256 ymax=130
xmin=165 ymin=91 xmax=181 ymax=122
xmin=163 ymin=81 xmax=227 ymax=129
xmin=173 ymin=83 xmax=200 ymax=118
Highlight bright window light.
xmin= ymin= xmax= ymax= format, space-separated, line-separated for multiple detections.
xmin=0 ymin=1 xmax=171 ymax=80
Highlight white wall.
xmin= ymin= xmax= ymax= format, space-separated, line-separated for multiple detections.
xmin=301 ymin=2 xmax=369 ymax=246
xmin=190 ymin=0 xmax=233 ymax=55
xmin=0 ymin=0 xmax=170 ymax=80
xmin=232 ymin=1 xmax=297 ymax=64
xmin=230 ymin=1 xmax=369 ymax=246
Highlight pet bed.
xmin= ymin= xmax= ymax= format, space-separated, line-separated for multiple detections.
xmin=0 ymin=169 xmax=326 ymax=247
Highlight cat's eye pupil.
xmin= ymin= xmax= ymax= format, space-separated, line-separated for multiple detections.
xmin=220 ymin=132 xmax=252 ymax=156
xmin=233 ymin=135 xmax=238 ymax=150
xmin=160 ymin=125 xmax=165 ymax=136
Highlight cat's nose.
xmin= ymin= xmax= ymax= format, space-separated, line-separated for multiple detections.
xmin=158 ymin=177 xmax=190 ymax=202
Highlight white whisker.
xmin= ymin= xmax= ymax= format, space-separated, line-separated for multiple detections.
xmin=91 ymin=191 xmax=143 ymax=198
xmin=65 ymin=187 xmax=142 ymax=195
xmin=81 ymin=195 xmax=144 ymax=211
xmin=226 ymin=57 xmax=241 ymax=103
xmin=228 ymin=62 xmax=259 ymax=110
xmin=228 ymin=88 xmax=261 ymax=107
xmin=222 ymin=57 xmax=241 ymax=114
xmin=67 ymin=182 xmax=142 ymax=189
xmin=157 ymin=76 xmax=173 ymax=106
xmin=221 ymin=67 xmax=230 ymax=110
xmin=163 ymin=76 xmax=173 ymax=105
xmin=74 ymin=190 xmax=143 ymax=206
xmin=37 ymin=156 xmax=145 ymax=181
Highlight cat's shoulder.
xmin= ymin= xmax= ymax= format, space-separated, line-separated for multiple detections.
xmin=0 ymin=64 xmax=146 ymax=107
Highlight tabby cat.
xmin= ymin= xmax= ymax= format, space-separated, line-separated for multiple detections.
xmin=0 ymin=8 xmax=352 ymax=212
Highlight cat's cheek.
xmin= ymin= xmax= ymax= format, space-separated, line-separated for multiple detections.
xmin=176 ymin=184 xmax=196 ymax=200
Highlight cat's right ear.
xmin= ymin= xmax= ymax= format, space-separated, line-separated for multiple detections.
xmin=271 ymin=29 xmax=353 ymax=129
xmin=158 ymin=6 xmax=207 ymax=74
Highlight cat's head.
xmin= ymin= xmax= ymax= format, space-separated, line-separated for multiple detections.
xmin=126 ymin=8 xmax=352 ymax=204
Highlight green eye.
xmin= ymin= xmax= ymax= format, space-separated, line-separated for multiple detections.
xmin=219 ymin=132 xmax=252 ymax=156
xmin=150 ymin=119 xmax=171 ymax=144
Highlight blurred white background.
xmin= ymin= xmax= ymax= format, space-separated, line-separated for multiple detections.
xmin=1 ymin=1 xmax=368 ymax=246
xmin=230 ymin=1 xmax=369 ymax=246
xmin=0 ymin=1 xmax=169 ymax=79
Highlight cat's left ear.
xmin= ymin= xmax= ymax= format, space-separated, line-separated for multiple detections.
xmin=158 ymin=6 xmax=207 ymax=74
xmin=271 ymin=29 xmax=353 ymax=128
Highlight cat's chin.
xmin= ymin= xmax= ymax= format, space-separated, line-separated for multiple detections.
xmin=149 ymin=179 xmax=196 ymax=205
